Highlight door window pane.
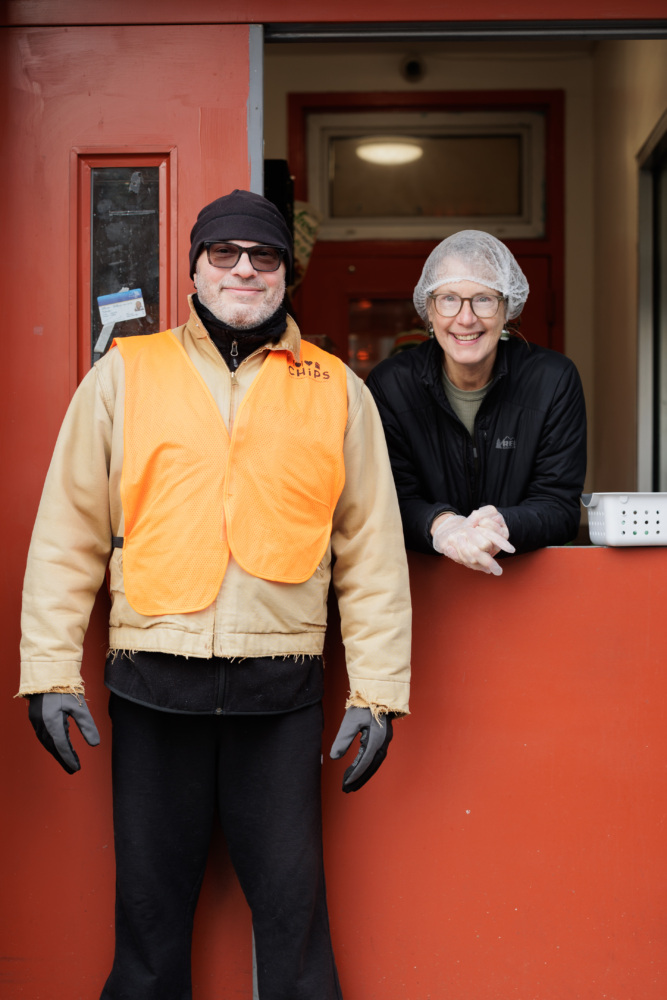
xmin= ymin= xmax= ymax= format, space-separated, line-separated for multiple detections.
xmin=331 ymin=135 xmax=522 ymax=219
xmin=91 ymin=167 xmax=160 ymax=362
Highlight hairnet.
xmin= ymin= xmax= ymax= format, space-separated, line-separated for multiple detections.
xmin=413 ymin=230 xmax=529 ymax=322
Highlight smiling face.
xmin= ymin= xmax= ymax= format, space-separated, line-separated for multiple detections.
xmin=427 ymin=278 xmax=506 ymax=390
xmin=193 ymin=239 xmax=286 ymax=330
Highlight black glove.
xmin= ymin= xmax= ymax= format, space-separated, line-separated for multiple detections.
xmin=329 ymin=706 xmax=393 ymax=793
xmin=28 ymin=693 xmax=100 ymax=774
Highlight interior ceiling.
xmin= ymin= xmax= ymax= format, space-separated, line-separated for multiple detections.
xmin=265 ymin=39 xmax=597 ymax=57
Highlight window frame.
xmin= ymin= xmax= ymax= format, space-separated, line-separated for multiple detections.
xmin=306 ymin=108 xmax=546 ymax=241
xmin=70 ymin=146 xmax=177 ymax=381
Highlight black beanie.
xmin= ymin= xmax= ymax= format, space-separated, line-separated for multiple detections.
xmin=189 ymin=189 xmax=293 ymax=279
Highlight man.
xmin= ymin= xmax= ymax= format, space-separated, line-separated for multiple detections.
xmin=19 ymin=190 xmax=411 ymax=1000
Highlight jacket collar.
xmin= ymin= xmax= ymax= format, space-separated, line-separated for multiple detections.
xmin=273 ymin=314 xmax=303 ymax=362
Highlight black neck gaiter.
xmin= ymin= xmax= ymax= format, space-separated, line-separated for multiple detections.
xmin=193 ymin=295 xmax=288 ymax=370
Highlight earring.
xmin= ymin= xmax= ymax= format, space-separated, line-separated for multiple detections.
xmin=428 ymin=323 xmax=434 ymax=336
xmin=500 ymin=327 xmax=510 ymax=341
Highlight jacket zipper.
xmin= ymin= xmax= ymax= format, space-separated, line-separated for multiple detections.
xmin=470 ymin=433 xmax=482 ymax=509
xmin=467 ymin=437 xmax=478 ymax=509
xmin=228 ymin=340 xmax=240 ymax=427
xmin=229 ymin=367 xmax=238 ymax=430
xmin=471 ymin=403 xmax=493 ymax=510
xmin=425 ymin=341 xmax=506 ymax=513
xmin=228 ymin=344 xmax=275 ymax=433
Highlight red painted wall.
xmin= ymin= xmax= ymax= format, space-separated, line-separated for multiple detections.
xmin=323 ymin=547 xmax=667 ymax=998
xmin=3 ymin=548 xmax=667 ymax=997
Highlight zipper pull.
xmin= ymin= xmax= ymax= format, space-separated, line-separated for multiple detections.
xmin=230 ymin=339 xmax=239 ymax=369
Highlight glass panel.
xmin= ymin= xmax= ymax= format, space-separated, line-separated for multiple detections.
xmin=91 ymin=167 xmax=160 ymax=363
xmin=348 ymin=297 xmax=425 ymax=381
xmin=331 ymin=135 xmax=522 ymax=219
xmin=307 ymin=109 xmax=546 ymax=240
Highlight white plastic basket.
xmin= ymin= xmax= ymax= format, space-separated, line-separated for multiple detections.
xmin=581 ymin=492 xmax=667 ymax=546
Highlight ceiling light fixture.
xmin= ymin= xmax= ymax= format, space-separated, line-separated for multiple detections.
xmin=355 ymin=137 xmax=424 ymax=166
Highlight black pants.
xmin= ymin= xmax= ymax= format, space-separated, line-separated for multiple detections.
xmin=100 ymin=695 xmax=343 ymax=1000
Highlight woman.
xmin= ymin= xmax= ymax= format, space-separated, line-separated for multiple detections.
xmin=366 ymin=230 xmax=587 ymax=576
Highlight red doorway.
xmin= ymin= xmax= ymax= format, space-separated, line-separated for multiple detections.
xmin=289 ymin=90 xmax=564 ymax=375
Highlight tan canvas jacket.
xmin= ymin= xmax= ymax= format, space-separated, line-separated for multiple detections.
xmin=19 ymin=299 xmax=411 ymax=714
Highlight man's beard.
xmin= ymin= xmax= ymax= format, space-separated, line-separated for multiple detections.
xmin=195 ymin=270 xmax=286 ymax=330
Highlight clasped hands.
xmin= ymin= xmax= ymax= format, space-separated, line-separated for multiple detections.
xmin=431 ymin=505 xmax=515 ymax=576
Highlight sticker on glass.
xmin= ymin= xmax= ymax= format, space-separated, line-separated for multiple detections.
xmin=97 ymin=288 xmax=146 ymax=324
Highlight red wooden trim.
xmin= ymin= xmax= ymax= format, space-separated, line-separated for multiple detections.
xmin=159 ymin=159 xmax=169 ymax=333
xmin=68 ymin=149 xmax=81 ymax=397
xmin=76 ymin=157 xmax=92 ymax=385
xmin=157 ymin=150 xmax=179 ymax=332
xmin=5 ymin=2 xmax=667 ymax=25
xmin=167 ymin=148 xmax=179 ymax=329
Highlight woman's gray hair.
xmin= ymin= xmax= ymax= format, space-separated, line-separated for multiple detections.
xmin=413 ymin=230 xmax=530 ymax=322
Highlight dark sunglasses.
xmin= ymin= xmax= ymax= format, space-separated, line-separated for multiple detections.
xmin=204 ymin=241 xmax=285 ymax=272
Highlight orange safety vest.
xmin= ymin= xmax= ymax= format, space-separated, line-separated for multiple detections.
xmin=113 ymin=330 xmax=347 ymax=616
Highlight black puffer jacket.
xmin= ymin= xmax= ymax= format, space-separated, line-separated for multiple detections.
xmin=366 ymin=336 xmax=587 ymax=556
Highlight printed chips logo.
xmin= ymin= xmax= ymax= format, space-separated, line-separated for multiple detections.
xmin=288 ymin=359 xmax=331 ymax=380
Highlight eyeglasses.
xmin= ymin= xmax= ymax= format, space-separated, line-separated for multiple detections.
xmin=429 ymin=292 xmax=505 ymax=319
xmin=204 ymin=242 xmax=285 ymax=272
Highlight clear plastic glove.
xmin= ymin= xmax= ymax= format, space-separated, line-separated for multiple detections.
xmin=431 ymin=505 xmax=515 ymax=576
xmin=330 ymin=707 xmax=393 ymax=793
xmin=28 ymin=693 xmax=100 ymax=774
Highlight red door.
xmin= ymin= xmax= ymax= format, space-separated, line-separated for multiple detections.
xmin=1 ymin=23 xmax=255 ymax=998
